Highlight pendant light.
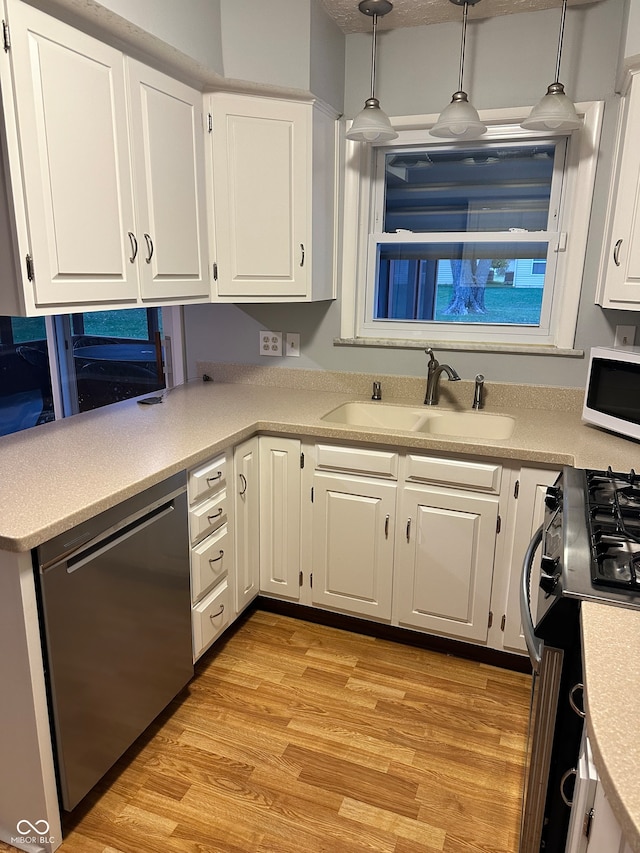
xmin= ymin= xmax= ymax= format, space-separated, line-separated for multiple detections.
xmin=346 ymin=0 xmax=398 ymax=143
xmin=431 ymin=0 xmax=486 ymax=140
xmin=521 ymin=0 xmax=582 ymax=131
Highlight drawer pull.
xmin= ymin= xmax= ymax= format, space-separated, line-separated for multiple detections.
xmin=207 ymin=508 xmax=223 ymax=523
xmin=209 ymin=604 xmax=225 ymax=621
xmin=384 ymin=514 xmax=390 ymax=538
xmin=206 ymin=471 xmax=223 ymax=485
xmin=560 ymin=767 xmax=576 ymax=807
xmin=208 ymin=550 xmax=224 ymax=565
xmin=239 ymin=473 xmax=247 ymax=496
xmin=406 ymin=518 xmax=411 ymax=542
xmin=613 ymin=238 xmax=623 ymax=266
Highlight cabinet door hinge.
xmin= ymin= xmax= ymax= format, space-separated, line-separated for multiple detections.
xmin=514 ymin=479 xmax=520 ymax=499
xmin=311 ymin=486 xmax=314 ymax=503
xmin=488 ymin=611 xmax=493 ymax=629
xmin=299 ymin=570 xmax=303 ymax=587
xmin=310 ymin=572 xmax=313 ymax=588
xmin=3 ymin=21 xmax=10 ymax=52
xmin=207 ymin=112 xmax=213 ymax=133
xmin=496 ymin=514 xmax=501 ymax=534
xmin=300 ymin=452 xmax=305 ymax=469
xmin=583 ymin=807 xmax=594 ymax=839
xmin=500 ymin=614 xmax=506 ymax=631
xmin=212 ymin=262 xmax=218 ymax=281
xmin=25 ymin=254 xmax=34 ymax=282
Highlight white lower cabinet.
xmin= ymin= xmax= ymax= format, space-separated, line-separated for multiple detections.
xmin=311 ymin=472 xmax=396 ymax=620
xmin=259 ymin=436 xmax=302 ymax=600
xmin=393 ymin=484 xmax=499 ymax=643
xmin=501 ymin=466 xmax=560 ymax=653
xmin=234 ymin=437 xmax=261 ymax=614
xmin=188 ymin=450 xmax=234 ymax=661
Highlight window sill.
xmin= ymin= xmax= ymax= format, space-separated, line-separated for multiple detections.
xmin=334 ymin=337 xmax=584 ymax=358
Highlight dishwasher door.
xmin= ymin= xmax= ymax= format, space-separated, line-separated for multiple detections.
xmin=37 ymin=472 xmax=193 ymax=811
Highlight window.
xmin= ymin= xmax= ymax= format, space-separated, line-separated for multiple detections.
xmin=0 ymin=308 xmax=174 ymax=437
xmin=341 ymin=103 xmax=603 ymax=352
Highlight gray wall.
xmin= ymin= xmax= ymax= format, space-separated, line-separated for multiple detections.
xmin=98 ymin=0 xmax=224 ymax=73
xmin=184 ymin=0 xmax=640 ymax=389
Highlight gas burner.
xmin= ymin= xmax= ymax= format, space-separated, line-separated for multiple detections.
xmin=587 ymin=468 xmax=640 ymax=588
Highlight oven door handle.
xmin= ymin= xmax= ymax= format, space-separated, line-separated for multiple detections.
xmin=521 ymin=524 xmax=544 ymax=672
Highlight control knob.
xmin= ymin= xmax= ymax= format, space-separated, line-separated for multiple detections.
xmin=545 ymin=485 xmax=562 ymax=511
xmin=540 ymin=555 xmax=560 ymax=595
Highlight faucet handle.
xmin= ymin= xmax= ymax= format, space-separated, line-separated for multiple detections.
xmin=425 ymin=347 xmax=437 ymax=368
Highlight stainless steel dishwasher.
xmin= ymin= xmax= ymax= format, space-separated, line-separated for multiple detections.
xmin=36 ymin=471 xmax=193 ymax=811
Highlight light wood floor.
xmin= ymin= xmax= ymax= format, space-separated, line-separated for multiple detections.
xmin=4 ymin=610 xmax=532 ymax=853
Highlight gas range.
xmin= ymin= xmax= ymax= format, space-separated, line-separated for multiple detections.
xmin=546 ymin=466 xmax=640 ymax=610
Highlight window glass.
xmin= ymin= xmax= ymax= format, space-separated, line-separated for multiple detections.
xmin=0 ymin=317 xmax=55 ymax=436
xmin=375 ymin=241 xmax=549 ymax=324
xmin=369 ymin=138 xmax=564 ymax=335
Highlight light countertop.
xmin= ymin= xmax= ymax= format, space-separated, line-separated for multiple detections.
xmin=1 ymin=370 xmax=639 ymax=849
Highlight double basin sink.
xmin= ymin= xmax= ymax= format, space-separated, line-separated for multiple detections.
xmin=321 ymin=401 xmax=515 ymax=441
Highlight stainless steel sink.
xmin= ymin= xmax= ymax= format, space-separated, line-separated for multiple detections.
xmin=321 ymin=402 xmax=515 ymax=440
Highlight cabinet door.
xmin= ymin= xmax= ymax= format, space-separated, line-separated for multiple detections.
xmin=394 ymin=485 xmax=498 ymax=642
xmin=234 ymin=437 xmax=260 ymax=613
xmin=7 ymin=1 xmax=138 ymax=306
xmin=311 ymin=472 xmax=395 ymax=620
xmin=585 ymin=780 xmax=627 ymax=853
xmin=259 ymin=436 xmax=301 ymax=601
xmin=502 ymin=467 xmax=559 ymax=653
xmin=210 ymin=93 xmax=309 ymax=299
xmin=597 ymin=71 xmax=640 ymax=307
xmin=127 ymin=60 xmax=209 ymax=302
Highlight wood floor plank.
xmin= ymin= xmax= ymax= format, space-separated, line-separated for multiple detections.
xmin=17 ymin=609 xmax=532 ymax=853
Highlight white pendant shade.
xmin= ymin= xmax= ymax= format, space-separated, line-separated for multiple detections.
xmin=346 ymin=97 xmax=398 ymax=142
xmin=521 ymin=83 xmax=582 ymax=132
xmin=431 ymin=91 xmax=487 ymax=139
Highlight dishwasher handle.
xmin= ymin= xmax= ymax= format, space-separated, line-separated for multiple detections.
xmin=521 ymin=524 xmax=544 ymax=672
xmin=43 ymin=501 xmax=176 ymax=575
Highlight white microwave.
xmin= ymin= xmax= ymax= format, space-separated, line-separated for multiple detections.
xmin=583 ymin=346 xmax=640 ymax=440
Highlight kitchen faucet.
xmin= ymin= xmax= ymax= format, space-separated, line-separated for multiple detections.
xmin=424 ymin=347 xmax=461 ymax=405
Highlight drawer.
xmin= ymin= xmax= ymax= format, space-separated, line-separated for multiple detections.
xmin=191 ymin=523 xmax=232 ymax=604
xmin=189 ymin=489 xmax=228 ymax=544
xmin=192 ymin=579 xmax=230 ymax=661
xmin=404 ymin=454 xmax=502 ymax=493
xmin=188 ymin=454 xmax=227 ymax=504
xmin=315 ymin=444 xmax=398 ymax=478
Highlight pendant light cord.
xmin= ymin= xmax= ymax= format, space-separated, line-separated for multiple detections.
xmin=458 ymin=1 xmax=468 ymax=93
xmin=370 ymin=14 xmax=379 ymax=100
xmin=554 ymin=0 xmax=568 ymax=84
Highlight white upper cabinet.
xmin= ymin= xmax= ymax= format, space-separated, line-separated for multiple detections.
xmin=0 ymin=0 xmax=209 ymax=315
xmin=127 ymin=60 xmax=209 ymax=302
xmin=208 ymin=92 xmax=337 ymax=302
xmin=596 ymin=65 xmax=640 ymax=308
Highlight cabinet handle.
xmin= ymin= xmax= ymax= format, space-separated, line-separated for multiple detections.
xmin=613 ymin=238 xmax=623 ymax=266
xmin=300 ymin=243 xmax=305 ymax=267
xmin=209 ymin=604 xmax=225 ymax=621
xmin=206 ymin=472 xmax=222 ymax=485
xmin=144 ymin=233 xmax=154 ymax=264
xmin=128 ymin=231 xmax=138 ymax=263
xmin=568 ymin=683 xmax=585 ymax=718
xmin=559 ymin=767 xmax=576 ymax=807
xmin=239 ymin=473 xmax=247 ymax=496
xmin=406 ymin=518 xmax=411 ymax=542
xmin=384 ymin=514 xmax=390 ymax=538
xmin=208 ymin=550 xmax=224 ymax=565
xmin=207 ymin=508 xmax=223 ymax=523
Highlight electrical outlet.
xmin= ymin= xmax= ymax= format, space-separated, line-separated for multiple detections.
xmin=614 ymin=325 xmax=636 ymax=347
xmin=285 ymin=332 xmax=300 ymax=357
xmin=259 ymin=331 xmax=282 ymax=356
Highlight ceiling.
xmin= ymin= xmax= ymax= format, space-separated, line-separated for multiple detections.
xmin=318 ymin=0 xmax=595 ymax=33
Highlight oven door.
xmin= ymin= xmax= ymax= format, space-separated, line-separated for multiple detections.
xmin=520 ymin=525 xmax=564 ymax=852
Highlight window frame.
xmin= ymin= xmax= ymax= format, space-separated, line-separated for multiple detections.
xmin=339 ymin=102 xmax=604 ymax=353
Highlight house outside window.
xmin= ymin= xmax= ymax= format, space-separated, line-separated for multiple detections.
xmin=340 ymin=103 xmax=604 ymax=353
